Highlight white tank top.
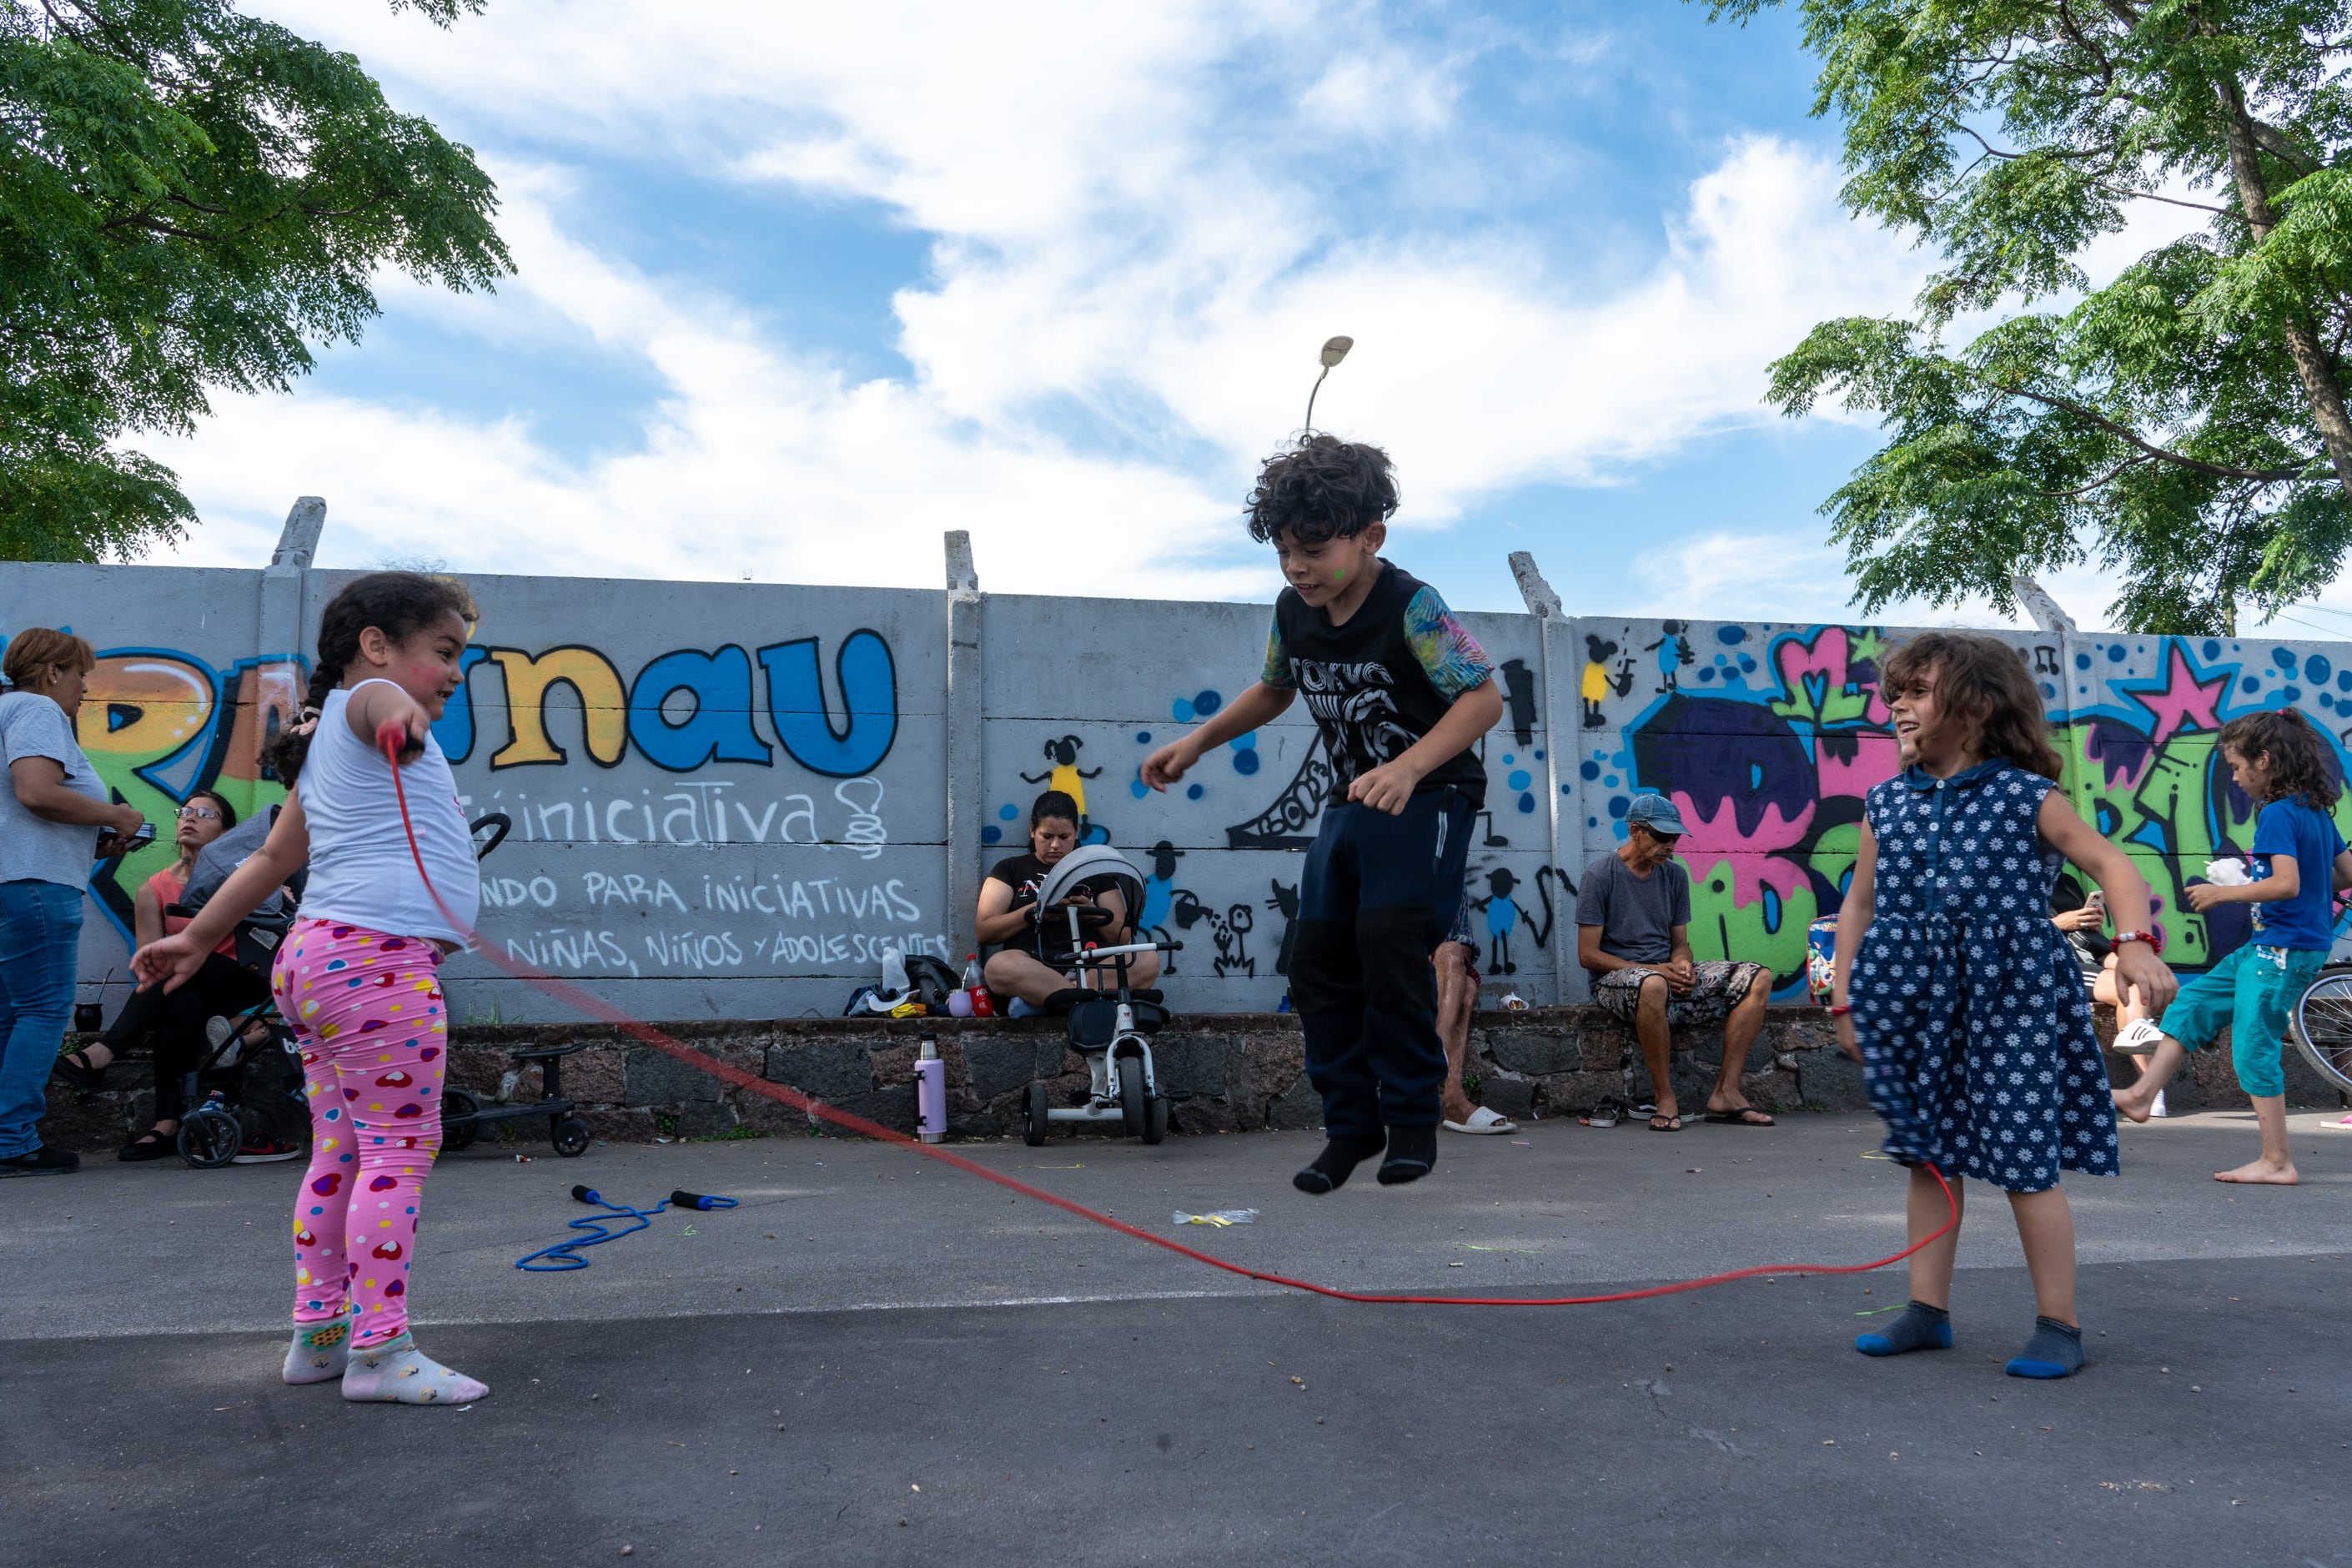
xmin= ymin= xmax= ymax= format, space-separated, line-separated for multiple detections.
xmin=295 ymin=680 xmax=480 ymax=945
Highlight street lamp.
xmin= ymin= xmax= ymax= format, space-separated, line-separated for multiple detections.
xmin=1303 ymin=335 xmax=1353 ymax=432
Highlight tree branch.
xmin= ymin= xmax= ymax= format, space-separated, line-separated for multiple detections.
xmin=1998 ymin=379 xmax=2323 ymax=482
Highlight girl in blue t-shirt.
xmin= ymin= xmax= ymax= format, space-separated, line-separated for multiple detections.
xmin=2116 ymin=708 xmax=2352 ymax=1185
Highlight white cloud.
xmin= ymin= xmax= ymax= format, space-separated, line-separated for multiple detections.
xmin=149 ymin=3 xmax=1935 ymax=603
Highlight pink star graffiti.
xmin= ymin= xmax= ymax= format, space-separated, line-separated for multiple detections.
xmin=2131 ymin=641 xmax=2230 ymax=742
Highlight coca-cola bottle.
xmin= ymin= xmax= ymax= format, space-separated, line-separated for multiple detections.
xmin=962 ymin=953 xmax=995 ymax=1018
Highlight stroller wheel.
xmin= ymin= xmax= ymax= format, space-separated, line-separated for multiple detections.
xmin=177 ymin=1106 xmax=241 ymax=1169
xmin=1117 ymin=1055 xmax=1146 ymax=1138
xmin=550 ymin=1117 xmax=591 ymax=1158
xmin=441 ymin=1088 xmax=481 ymax=1153
xmin=1143 ymin=1091 xmax=1168 ymax=1145
xmin=1022 ymin=1080 xmax=1048 ymax=1147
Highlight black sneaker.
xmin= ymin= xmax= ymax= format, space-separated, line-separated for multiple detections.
xmin=0 ymin=1144 xmax=80 ymax=1177
xmin=232 ymin=1137 xmax=302 ymax=1164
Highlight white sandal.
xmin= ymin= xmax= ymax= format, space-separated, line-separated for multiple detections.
xmin=1442 ymin=1105 xmax=1519 ymax=1135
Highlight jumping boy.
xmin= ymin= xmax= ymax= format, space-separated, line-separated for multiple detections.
xmin=1143 ymin=435 xmax=1502 ymax=1192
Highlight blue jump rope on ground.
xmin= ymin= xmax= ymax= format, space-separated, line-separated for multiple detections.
xmin=516 ymin=1185 xmax=738 ymax=1272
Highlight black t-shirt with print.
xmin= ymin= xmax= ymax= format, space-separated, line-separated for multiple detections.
xmin=985 ymin=852 xmax=1122 ymax=957
xmin=1264 ymin=559 xmax=1494 ymax=808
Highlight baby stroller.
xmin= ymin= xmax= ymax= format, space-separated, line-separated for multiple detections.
xmin=168 ymin=911 xmax=309 ymax=1169
xmin=1018 ymin=846 xmax=1182 ymax=1147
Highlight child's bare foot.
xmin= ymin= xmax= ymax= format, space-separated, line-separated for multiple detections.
xmin=2213 ymin=1157 xmax=2299 ymax=1185
xmin=2111 ymin=1085 xmax=2155 ymax=1124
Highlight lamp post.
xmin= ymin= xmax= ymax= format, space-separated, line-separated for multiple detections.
xmin=1302 ymin=335 xmax=1353 ymax=432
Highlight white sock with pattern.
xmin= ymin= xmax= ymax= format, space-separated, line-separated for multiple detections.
xmin=282 ymin=1314 xmax=353 ymax=1385
xmin=339 ymin=1331 xmax=489 ymax=1405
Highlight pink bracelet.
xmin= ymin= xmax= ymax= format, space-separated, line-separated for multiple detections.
xmin=2112 ymin=928 xmax=2164 ymax=955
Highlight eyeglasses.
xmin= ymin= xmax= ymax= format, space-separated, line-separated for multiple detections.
xmin=176 ymin=806 xmax=221 ymax=822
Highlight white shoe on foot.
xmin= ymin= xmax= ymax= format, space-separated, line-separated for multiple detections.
xmin=2113 ymin=1018 xmax=2165 ymax=1054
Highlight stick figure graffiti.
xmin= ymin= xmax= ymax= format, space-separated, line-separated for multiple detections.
xmin=1170 ymin=890 xmax=1255 ymax=978
xmin=1021 ymin=735 xmax=1102 ymax=817
xmin=1581 ymin=635 xmax=1616 ymax=729
xmin=1469 ymin=866 xmax=1569 ymax=975
xmin=1645 ymin=621 xmax=1695 ymax=694
xmin=1581 ymin=636 xmax=1636 ymax=727
xmin=1141 ymin=839 xmax=1184 ymax=972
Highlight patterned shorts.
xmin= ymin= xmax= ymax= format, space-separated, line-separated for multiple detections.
xmin=1591 ymin=959 xmax=1769 ymax=1025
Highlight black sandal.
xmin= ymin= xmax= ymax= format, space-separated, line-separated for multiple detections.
xmin=51 ymin=1049 xmax=108 ymax=1091
xmin=117 ymin=1126 xmax=178 ymax=1163
xmin=1703 ymin=1104 xmax=1775 ymax=1127
xmin=1647 ymin=1113 xmax=1683 ymax=1133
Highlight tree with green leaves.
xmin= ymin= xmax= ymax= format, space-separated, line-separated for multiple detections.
xmin=1714 ymin=1 xmax=2352 ymax=633
xmin=2 ymin=1 xmax=510 ymax=561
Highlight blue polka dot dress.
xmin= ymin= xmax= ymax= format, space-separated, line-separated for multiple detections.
xmin=1852 ymin=761 xmax=2118 ymax=1192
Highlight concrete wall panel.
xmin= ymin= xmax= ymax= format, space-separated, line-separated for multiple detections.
xmin=20 ymin=550 xmax=2352 ymax=1025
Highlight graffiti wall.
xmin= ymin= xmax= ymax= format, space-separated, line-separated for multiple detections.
xmin=13 ymin=548 xmax=2344 ymax=1023
xmin=1578 ymin=619 xmax=2352 ymax=998
xmin=977 ymin=594 xmax=1569 ymax=1013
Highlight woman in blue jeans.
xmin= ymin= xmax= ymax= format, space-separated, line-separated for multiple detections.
xmin=0 ymin=629 xmax=147 ymax=1176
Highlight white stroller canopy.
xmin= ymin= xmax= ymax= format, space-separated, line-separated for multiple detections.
xmin=1033 ymin=845 xmax=1145 ymax=916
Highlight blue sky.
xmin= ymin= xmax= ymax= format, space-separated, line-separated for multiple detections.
xmin=147 ymin=1 xmax=2196 ymax=627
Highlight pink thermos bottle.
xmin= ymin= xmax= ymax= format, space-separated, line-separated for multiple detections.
xmin=916 ymin=1034 xmax=946 ymax=1144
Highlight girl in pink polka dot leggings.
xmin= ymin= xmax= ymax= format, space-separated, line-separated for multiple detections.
xmin=274 ymin=921 xmax=465 ymax=1381
xmin=136 ymin=571 xmax=488 ymax=1404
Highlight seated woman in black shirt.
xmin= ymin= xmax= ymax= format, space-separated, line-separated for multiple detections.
xmin=977 ymin=790 xmax=1160 ymax=1011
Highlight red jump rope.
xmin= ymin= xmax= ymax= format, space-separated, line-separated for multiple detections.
xmin=380 ymin=726 xmax=1956 ymax=1307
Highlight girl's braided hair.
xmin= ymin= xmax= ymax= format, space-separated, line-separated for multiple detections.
xmin=2216 ymin=706 xmax=2341 ymax=811
xmin=1878 ymin=631 xmax=2064 ymax=783
xmin=266 ymin=572 xmax=478 ymax=783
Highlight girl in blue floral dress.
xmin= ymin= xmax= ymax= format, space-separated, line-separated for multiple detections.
xmin=1830 ymin=633 xmax=2176 ymax=1380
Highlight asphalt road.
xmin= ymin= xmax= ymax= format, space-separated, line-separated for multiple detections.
xmin=6 ymin=1112 xmax=2348 ymax=1565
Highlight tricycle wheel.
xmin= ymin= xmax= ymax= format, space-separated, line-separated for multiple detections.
xmin=440 ymin=1088 xmax=480 ymax=1152
xmin=1117 ymin=1055 xmax=1146 ymax=1138
xmin=550 ymin=1117 xmax=591 ymax=1158
xmin=1023 ymin=1080 xmax=1048 ymax=1147
xmin=1143 ymin=1092 xmax=1168 ymax=1145
xmin=177 ymin=1106 xmax=241 ymax=1169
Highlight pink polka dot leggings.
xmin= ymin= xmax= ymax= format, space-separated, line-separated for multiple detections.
xmin=272 ymin=917 xmax=450 ymax=1348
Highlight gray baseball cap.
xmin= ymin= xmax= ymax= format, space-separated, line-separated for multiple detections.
xmin=1624 ymin=793 xmax=1687 ymax=837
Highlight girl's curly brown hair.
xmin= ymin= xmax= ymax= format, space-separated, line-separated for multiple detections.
xmin=2216 ymin=707 xmax=2341 ymax=811
xmin=1878 ymin=631 xmax=2064 ymax=783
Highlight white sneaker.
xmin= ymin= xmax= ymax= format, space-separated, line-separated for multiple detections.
xmin=2112 ymin=1018 xmax=2165 ymax=1054
xmin=2148 ymin=1089 xmax=2168 ymax=1118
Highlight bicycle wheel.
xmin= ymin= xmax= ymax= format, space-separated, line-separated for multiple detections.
xmin=2289 ymin=966 xmax=2352 ymax=1097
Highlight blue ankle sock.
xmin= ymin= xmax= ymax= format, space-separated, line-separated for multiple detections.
xmin=1855 ymin=1300 xmax=1952 ymax=1357
xmin=2005 ymin=1316 xmax=2085 ymax=1380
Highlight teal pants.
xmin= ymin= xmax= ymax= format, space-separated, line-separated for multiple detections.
xmin=2159 ymin=943 xmax=2330 ymax=1098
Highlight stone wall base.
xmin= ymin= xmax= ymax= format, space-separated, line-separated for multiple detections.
xmin=38 ymin=1005 xmax=2346 ymax=1153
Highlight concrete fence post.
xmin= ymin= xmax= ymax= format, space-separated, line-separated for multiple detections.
xmin=943 ymin=531 xmax=983 ymax=960
xmin=258 ymin=496 xmax=325 ymax=661
xmin=1508 ymin=550 xmax=1575 ymax=1003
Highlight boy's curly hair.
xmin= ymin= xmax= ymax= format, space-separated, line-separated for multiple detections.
xmin=2216 ymin=707 xmax=2341 ymax=810
xmin=1878 ymin=631 xmax=2064 ymax=782
xmin=1244 ymin=435 xmax=1399 ymax=544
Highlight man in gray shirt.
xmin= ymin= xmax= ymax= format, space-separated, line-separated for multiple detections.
xmin=1576 ymin=794 xmax=1773 ymax=1132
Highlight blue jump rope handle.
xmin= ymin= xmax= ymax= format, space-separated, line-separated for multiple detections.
xmin=572 ymin=1185 xmax=601 ymax=1205
xmin=671 ymin=1189 xmax=736 ymax=1211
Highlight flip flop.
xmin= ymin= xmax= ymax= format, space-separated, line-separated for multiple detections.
xmin=1703 ymin=1105 xmax=1775 ymax=1127
xmin=1443 ymin=1106 xmax=1519 ymax=1135
xmin=1648 ymin=1113 xmax=1682 ymax=1133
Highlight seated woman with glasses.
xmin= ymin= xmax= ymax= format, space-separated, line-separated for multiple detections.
xmin=52 ymin=791 xmax=294 ymax=1161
